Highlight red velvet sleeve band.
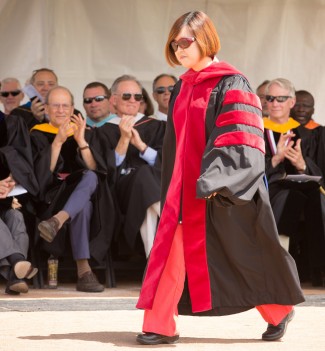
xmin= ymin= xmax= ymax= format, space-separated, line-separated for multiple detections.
xmin=216 ymin=110 xmax=264 ymax=131
xmin=223 ymin=89 xmax=262 ymax=110
xmin=214 ymin=131 xmax=265 ymax=154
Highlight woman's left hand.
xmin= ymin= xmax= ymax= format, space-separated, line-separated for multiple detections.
xmin=206 ymin=192 xmax=218 ymax=199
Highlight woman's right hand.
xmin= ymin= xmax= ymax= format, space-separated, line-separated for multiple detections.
xmin=0 ymin=176 xmax=16 ymax=198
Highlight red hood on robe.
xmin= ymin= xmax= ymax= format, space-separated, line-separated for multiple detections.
xmin=180 ymin=61 xmax=243 ymax=85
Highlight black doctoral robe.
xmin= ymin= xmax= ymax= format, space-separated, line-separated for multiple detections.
xmin=0 ymin=115 xmax=39 ymax=263
xmin=30 ymin=125 xmax=116 ymax=265
xmin=92 ymin=115 xmax=166 ymax=251
xmin=137 ymin=62 xmax=304 ymax=315
xmin=0 ymin=115 xmax=39 ymax=205
xmin=264 ymin=117 xmax=325 ymax=279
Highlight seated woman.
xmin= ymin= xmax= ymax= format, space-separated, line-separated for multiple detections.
xmin=31 ymin=86 xmax=116 ymax=293
xmin=0 ymin=177 xmax=38 ymax=294
xmin=0 ymin=114 xmax=39 ymax=295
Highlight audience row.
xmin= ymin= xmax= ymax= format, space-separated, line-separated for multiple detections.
xmin=0 ymin=69 xmax=324 ymax=297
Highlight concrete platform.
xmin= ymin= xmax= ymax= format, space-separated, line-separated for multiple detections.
xmin=1 ymin=281 xmax=324 ymax=351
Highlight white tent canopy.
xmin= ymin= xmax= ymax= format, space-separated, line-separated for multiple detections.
xmin=0 ymin=0 xmax=324 ymax=121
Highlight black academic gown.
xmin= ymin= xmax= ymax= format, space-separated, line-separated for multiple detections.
xmin=137 ymin=62 xmax=304 ymax=315
xmin=30 ymin=125 xmax=116 ymax=264
xmin=0 ymin=115 xmax=39 ymax=258
xmin=304 ymin=125 xmax=325 ymax=184
xmin=92 ymin=115 xmax=166 ymax=250
xmin=0 ymin=115 xmax=39 ymax=204
xmin=264 ymin=118 xmax=325 ymax=274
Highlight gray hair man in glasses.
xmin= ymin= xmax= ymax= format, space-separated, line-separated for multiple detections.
xmin=83 ymin=82 xmax=115 ymax=128
xmin=0 ymin=78 xmax=24 ymax=117
xmin=152 ymin=74 xmax=178 ymax=121
xmin=263 ymin=78 xmax=325 ymax=285
xmin=93 ymin=75 xmax=166 ymax=258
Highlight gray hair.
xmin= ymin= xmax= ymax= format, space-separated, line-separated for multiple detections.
xmin=45 ymin=86 xmax=74 ymax=105
xmin=110 ymin=74 xmax=142 ymax=94
xmin=0 ymin=77 xmax=22 ymax=89
xmin=265 ymin=78 xmax=295 ymax=97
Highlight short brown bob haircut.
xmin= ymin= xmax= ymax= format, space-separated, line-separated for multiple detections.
xmin=165 ymin=11 xmax=221 ymax=67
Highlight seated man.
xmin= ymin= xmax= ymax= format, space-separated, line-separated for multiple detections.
xmin=0 ymin=78 xmax=25 ymax=116
xmin=263 ymin=78 xmax=325 ymax=286
xmin=256 ymin=80 xmax=270 ymax=117
xmin=291 ymin=90 xmax=320 ymax=138
xmin=94 ymin=75 xmax=166 ymax=257
xmin=152 ymin=74 xmax=177 ymax=121
xmin=0 ymin=114 xmax=39 ymax=295
xmin=31 ymin=86 xmax=116 ymax=292
xmin=83 ymin=82 xmax=114 ymax=127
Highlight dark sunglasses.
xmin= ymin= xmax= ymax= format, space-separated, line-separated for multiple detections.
xmin=154 ymin=86 xmax=174 ymax=94
xmin=0 ymin=90 xmax=21 ymax=98
xmin=83 ymin=95 xmax=108 ymax=104
xmin=171 ymin=37 xmax=196 ymax=52
xmin=116 ymin=93 xmax=143 ymax=102
xmin=265 ymin=95 xmax=292 ymax=103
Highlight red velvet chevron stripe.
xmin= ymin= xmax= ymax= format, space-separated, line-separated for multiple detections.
xmin=223 ymin=90 xmax=262 ymax=109
xmin=214 ymin=131 xmax=265 ymax=153
xmin=216 ymin=110 xmax=264 ymax=131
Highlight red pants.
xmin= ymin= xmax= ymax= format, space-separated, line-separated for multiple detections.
xmin=142 ymin=224 xmax=293 ymax=336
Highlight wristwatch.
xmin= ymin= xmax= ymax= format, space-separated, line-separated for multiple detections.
xmin=78 ymin=143 xmax=89 ymax=151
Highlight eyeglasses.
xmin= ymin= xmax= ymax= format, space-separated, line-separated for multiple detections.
xmin=171 ymin=37 xmax=196 ymax=52
xmin=0 ymin=90 xmax=22 ymax=97
xmin=265 ymin=95 xmax=292 ymax=103
xmin=83 ymin=95 xmax=108 ymax=104
xmin=47 ymin=103 xmax=72 ymax=110
xmin=154 ymin=86 xmax=174 ymax=94
xmin=115 ymin=93 xmax=143 ymax=102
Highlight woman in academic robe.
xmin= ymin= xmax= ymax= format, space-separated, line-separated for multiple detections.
xmin=135 ymin=11 xmax=304 ymax=345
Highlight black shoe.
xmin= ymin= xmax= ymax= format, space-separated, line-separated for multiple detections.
xmin=136 ymin=332 xmax=179 ymax=345
xmin=5 ymin=279 xmax=29 ymax=295
xmin=262 ymin=310 xmax=295 ymax=341
xmin=13 ymin=261 xmax=38 ymax=280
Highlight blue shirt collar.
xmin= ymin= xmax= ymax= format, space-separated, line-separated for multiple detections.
xmin=86 ymin=114 xmax=114 ymax=128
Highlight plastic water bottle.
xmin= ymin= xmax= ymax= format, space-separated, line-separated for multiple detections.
xmin=48 ymin=255 xmax=58 ymax=289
